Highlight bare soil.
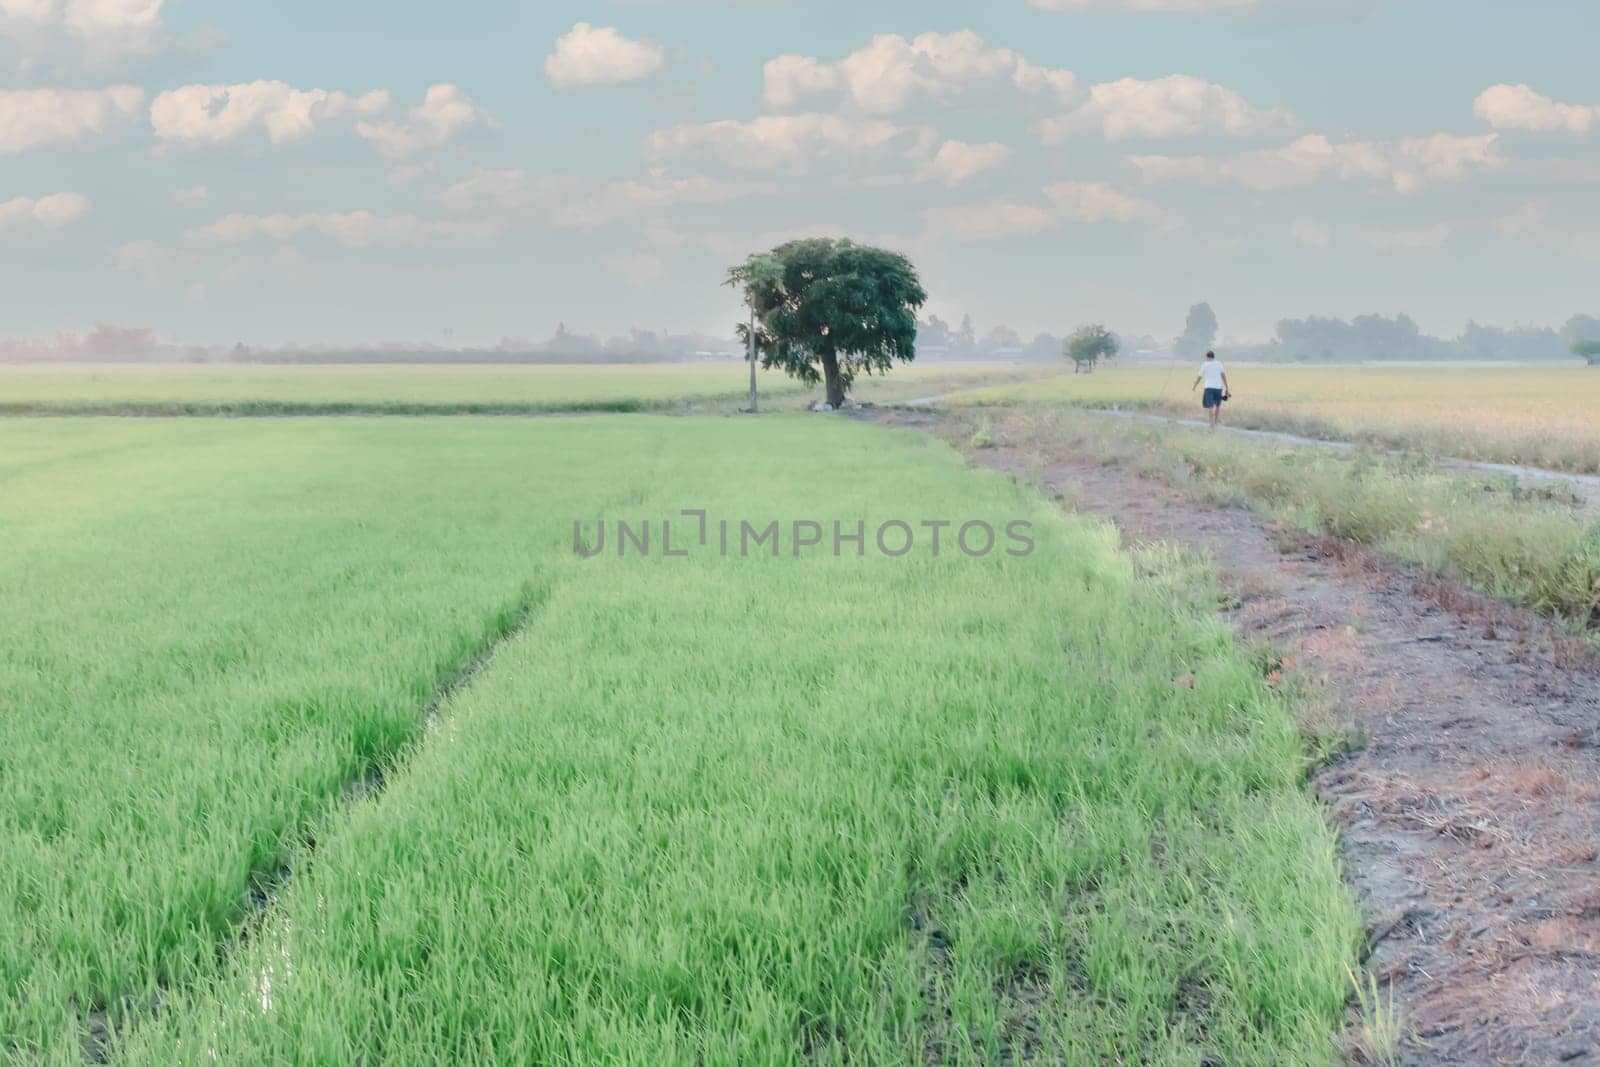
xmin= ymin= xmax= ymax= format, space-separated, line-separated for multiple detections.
xmin=875 ymin=409 xmax=1600 ymax=1066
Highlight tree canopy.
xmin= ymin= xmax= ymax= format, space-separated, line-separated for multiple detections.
xmin=727 ymin=239 xmax=927 ymax=409
xmin=1575 ymin=340 xmax=1600 ymax=366
xmin=1065 ymin=324 xmax=1120 ymax=374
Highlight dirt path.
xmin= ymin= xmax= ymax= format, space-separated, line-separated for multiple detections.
xmin=877 ymin=409 xmax=1600 ymax=1066
xmin=891 ymin=400 xmax=1600 ymax=510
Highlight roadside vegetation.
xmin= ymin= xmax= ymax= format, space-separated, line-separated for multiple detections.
xmin=3 ymin=416 xmax=1360 ymax=1064
xmin=953 ymin=407 xmax=1600 ymax=636
xmin=950 ymin=363 xmax=1600 ymax=475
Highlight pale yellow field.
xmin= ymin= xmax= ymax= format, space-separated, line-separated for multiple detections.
xmin=952 ymin=363 xmax=1600 ymax=474
xmin=0 ymin=360 xmax=1053 ymax=414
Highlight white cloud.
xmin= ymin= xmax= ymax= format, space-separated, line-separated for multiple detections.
xmin=150 ymin=81 xmax=390 ymax=145
xmin=646 ymin=113 xmax=925 ymax=171
xmin=1129 ymin=132 xmax=1501 ymax=193
xmin=354 ymin=84 xmax=486 ymax=158
xmin=1039 ymin=74 xmax=1291 ymax=141
xmin=0 ymin=191 xmax=89 ymax=228
xmin=1391 ymin=133 xmax=1503 ymax=193
xmin=762 ymin=54 xmax=842 ymax=110
xmin=1493 ymin=199 xmax=1547 ymax=239
xmin=922 ymin=199 xmax=1057 ymax=241
xmin=926 ymin=181 xmax=1173 ymax=241
xmin=1475 ymin=84 xmax=1598 ymax=135
xmin=545 ymin=22 xmax=664 ymax=89
xmin=917 ymin=140 xmax=1012 ymax=186
xmin=173 ymin=184 xmax=207 ymax=203
xmin=1044 ymin=180 xmax=1174 ymax=226
xmin=441 ymin=169 xmax=765 ymax=228
xmin=1290 ymin=218 xmax=1331 ymax=247
xmin=187 ymin=210 xmax=493 ymax=247
xmin=0 ymin=0 xmax=169 ymax=55
xmin=0 ymin=86 xmax=142 ymax=153
xmin=763 ymin=31 xmax=1075 ymax=114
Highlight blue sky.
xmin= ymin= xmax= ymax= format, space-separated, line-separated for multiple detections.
xmin=2 ymin=0 xmax=1597 ymax=346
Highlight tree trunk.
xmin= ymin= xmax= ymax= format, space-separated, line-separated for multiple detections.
xmin=821 ymin=352 xmax=845 ymax=408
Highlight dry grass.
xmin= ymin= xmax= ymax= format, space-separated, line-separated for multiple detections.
xmin=950 ymin=362 xmax=1600 ymax=474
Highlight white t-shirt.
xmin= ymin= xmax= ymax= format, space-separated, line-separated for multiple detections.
xmin=1199 ymin=361 xmax=1227 ymax=390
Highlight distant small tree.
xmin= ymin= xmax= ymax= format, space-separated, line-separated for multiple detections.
xmin=1066 ymin=324 xmax=1120 ymax=374
xmin=728 ymin=239 xmax=927 ymax=408
xmin=1175 ymin=302 xmax=1218 ymax=360
xmin=1575 ymin=340 xmax=1600 ymax=366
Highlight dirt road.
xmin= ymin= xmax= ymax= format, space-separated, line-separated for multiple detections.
xmin=879 ymin=409 xmax=1600 ymax=1065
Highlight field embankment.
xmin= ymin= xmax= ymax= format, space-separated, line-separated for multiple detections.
xmin=2 ymin=416 xmax=1359 ymax=1064
xmin=949 ymin=407 xmax=1600 ymax=636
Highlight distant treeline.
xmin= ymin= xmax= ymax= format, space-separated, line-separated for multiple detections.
xmin=3 ymin=313 xmax=1597 ymax=365
xmin=1223 ymin=313 xmax=1600 ymax=363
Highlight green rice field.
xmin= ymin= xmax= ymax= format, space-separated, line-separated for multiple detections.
xmin=2 ymin=414 xmax=1360 ymax=1064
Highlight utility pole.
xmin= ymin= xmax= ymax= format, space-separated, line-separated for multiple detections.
xmin=746 ymin=304 xmax=759 ymax=414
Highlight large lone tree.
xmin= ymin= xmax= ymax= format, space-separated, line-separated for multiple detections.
xmin=728 ymin=238 xmax=927 ymax=409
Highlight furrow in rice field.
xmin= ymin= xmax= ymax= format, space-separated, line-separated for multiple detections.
xmin=0 ymin=418 xmax=671 ymax=1062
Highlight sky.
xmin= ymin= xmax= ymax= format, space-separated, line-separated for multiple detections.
xmin=1 ymin=0 xmax=1597 ymax=346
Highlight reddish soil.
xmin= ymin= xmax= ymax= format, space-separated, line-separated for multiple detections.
xmin=876 ymin=409 xmax=1600 ymax=1066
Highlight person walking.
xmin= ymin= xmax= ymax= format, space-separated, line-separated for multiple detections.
xmin=1192 ymin=350 xmax=1230 ymax=428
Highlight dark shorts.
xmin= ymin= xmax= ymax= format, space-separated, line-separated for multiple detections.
xmin=1202 ymin=388 xmax=1224 ymax=409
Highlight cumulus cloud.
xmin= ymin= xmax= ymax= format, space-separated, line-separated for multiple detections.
xmin=0 ymin=0 xmax=169 ymax=56
xmin=1045 ymin=181 xmax=1174 ymax=226
xmin=917 ymin=140 xmax=1012 ymax=186
xmin=1492 ymin=199 xmax=1548 ymax=239
xmin=1389 ymin=133 xmax=1504 ymax=193
xmin=925 ymin=181 xmax=1173 ymax=241
xmin=1475 ymin=84 xmax=1598 ymax=135
xmin=921 ymin=200 xmax=1057 ymax=241
xmin=150 ymin=81 xmax=390 ymax=145
xmin=646 ymin=113 xmax=926 ymax=171
xmin=1290 ymin=218 xmax=1331 ymax=247
xmin=0 ymin=190 xmax=89 ymax=227
xmin=1129 ymin=132 xmax=1502 ymax=193
xmin=763 ymin=31 xmax=1075 ymax=114
xmin=0 ymin=86 xmax=142 ymax=153
xmin=545 ymin=22 xmax=664 ymax=88
xmin=1039 ymin=74 xmax=1292 ymax=141
xmin=187 ymin=210 xmax=493 ymax=246
xmin=440 ymin=169 xmax=765 ymax=228
xmin=354 ymin=84 xmax=486 ymax=158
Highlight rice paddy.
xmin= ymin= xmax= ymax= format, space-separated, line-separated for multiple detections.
xmin=951 ymin=362 xmax=1600 ymax=474
xmin=0 ymin=361 xmax=1051 ymax=417
xmin=2 ymin=414 xmax=1360 ymax=1064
